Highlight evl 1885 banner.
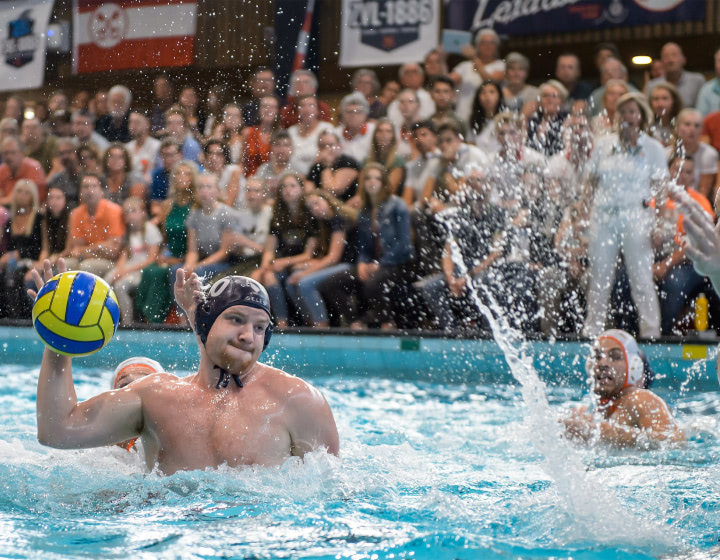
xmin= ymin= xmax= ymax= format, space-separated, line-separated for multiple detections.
xmin=445 ymin=0 xmax=705 ymax=36
xmin=340 ymin=0 xmax=440 ymax=67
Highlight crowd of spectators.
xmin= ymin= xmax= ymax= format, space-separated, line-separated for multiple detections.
xmin=1 ymin=33 xmax=720 ymax=338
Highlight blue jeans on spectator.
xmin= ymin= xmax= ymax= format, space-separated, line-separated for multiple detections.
xmin=266 ymin=270 xmax=291 ymax=323
xmin=657 ymin=261 xmax=707 ymax=335
xmin=286 ymin=263 xmax=351 ymax=325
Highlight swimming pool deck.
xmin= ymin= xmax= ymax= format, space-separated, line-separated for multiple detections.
xmin=2 ymin=325 xmax=717 ymax=391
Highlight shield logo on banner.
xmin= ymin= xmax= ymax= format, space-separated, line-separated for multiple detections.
xmin=349 ymin=0 xmax=434 ymax=52
xmin=4 ymin=10 xmax=39 ymax=68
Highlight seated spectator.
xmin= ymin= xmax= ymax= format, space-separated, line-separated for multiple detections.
xmin=105 ymin=197 xmax=162 ymax=325
xmin=164 ymin=106 xmax=201 ymax=164
xmin=48 ymin=110 xmax=73 ymax=139
xmin=403 ymin=120 xmax=441 ymax=209
xmin=590 ymin=79 xmax=629 ymax=137
xmin=64 ymin=172 xmax=125 ymax=277
xmin=71 ymin=109 xmax=109 ymax=154
xmin=281 ymin=69 xmax=333 ymax=128
xmin=149 ymin=139 xmax=183 ymax=222
xmin=351 ymin=68 xmax=386 ymax=120
xmin=701 ymin=109 xmax=720 ymax=153
xmin=0 ymin=117 xmax=19 ymax=147
xmin=424 ymin=48 xmax=448 ymax=80
xmin=696 ymin=47 xmax=720 ymax=117
xmin=211 ymin=103 xmax=244 ymax=164
xmin=502 ymin=52 xmax=539 ymax=115
xmin=390 ymin=88 xmax=422 ymax=158
xmin=469 ymin=80 xmax=504 ymax=155
xmin=429 ymin=75 xmax=465 ymax=134
xmin=307 ymin=130 xmax=360 ymax=202
xmin=242 ymin=67 xmax=276 ymax=127
xmin=288 ymin=95 xmax=334 ymax=176
xmin=322 ymin=163 xmax=414 ymax=330
xmin=414 ymin=169 xmax=506 ymax=331
xmin=253 ymin=172 xmax=318 ymax=328
xmin=177 ymin=85 xmax=205 ymax=139
xmin=527 ymin=80 xmax=569 ymax=157
xmin=149 ymin=75 xmax=174 ymax=136
xmin=177 ymin=172 xmax=238 ymax=281
xmin=203 ymin=139 xmax=245 ymax=208
xmin=124 ymin=111 xmax=160 ymax=180
xmin=554 ymin=52 xmax=593 ymax=111
xmin=96 ymin=84 xmax=132 ymax=142
xmin=285 ymin=190 xmax=357 ymax=328
xmin=553 ymin=198 xmax=592 ymax=334
xmin=103 ymin=142 xmax=147 ymax=205
xmin=223 ymin=178 xmax=271 ymax=277
xmin=39 ymin=186 xmax=69 ymax=266
xmin=387 ymin=63 xmax=436 ymax=128
xmin=649 ymin=82 xmax=683 ymax=147
xmin=421 ymin=121 xmax=489 ymax=215
xmin=644 ymin=42 xmax=705 ymax=108
xmin=21 ymin=117 xmax=56 ymax=175
xmin=336 ymin=92 xmax=375 ymax=163
xmin=136 ymin=160 xmax=197 ymax=323
xmin=666 ymin=108 xmax=718 ymax=199
xmin=3 ymin=95 xmax=25 ymax=125
xmin=242 ymin=95 xmax=280 ymax=177
xmin=653 ymin=155 xmax=715 ymax=335
xmin=365 ymin=118 xmax=405 ymax=196
xmin=255 ymin=130 xmax=298 ymax=200
xmin=0 ymin=136 xmax=46 ymax=206
xmin=77 ymin=142 xmax=102 ymax=175
xmin=0 ymin=180 xmax=42 ymax=318
xmin=48 ymin=91 xmax=68 ymax=113
xmin=450 ymin=28 xmax=505 ymax=123
xmin=46 ymin=138 xmax=82 ymax=208
xmin=588 ymin=57 xmax=636 ymax=117
xmin=486 ymin=112 xmax=546 ymax=207
xmin=378 ymin=79 xmax=401 ymax=114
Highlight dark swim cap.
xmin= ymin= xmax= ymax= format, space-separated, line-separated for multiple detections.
xmin=194 ymin=276 xmax=273 ymax=350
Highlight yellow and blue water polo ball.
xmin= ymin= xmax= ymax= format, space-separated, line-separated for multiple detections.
xmin=32 ymin=271 xmax=120 ymax=356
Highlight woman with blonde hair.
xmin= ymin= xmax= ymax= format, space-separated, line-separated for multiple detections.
xmin=0 ymin=179 xmax=42 ymax=317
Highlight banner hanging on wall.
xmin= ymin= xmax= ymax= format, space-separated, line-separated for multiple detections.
xmin=340 ymin=0 xmax=440 ymax=67
xmin=445 ymin=0 xmax=705 ymax=36
xmin=73 ymin=0 xmax=197 ymax=74
xmin=0 ymin=0 xmax=54 ymax=91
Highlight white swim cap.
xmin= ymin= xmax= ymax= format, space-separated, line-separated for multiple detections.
xmin=112 ymin=357 xmax=164 ymax=389
xmin=597 ymin=329 xmax=645 ymax=389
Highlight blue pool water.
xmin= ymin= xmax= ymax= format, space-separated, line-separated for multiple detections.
xmin=1 ymin=327 xmax=720 ymax=559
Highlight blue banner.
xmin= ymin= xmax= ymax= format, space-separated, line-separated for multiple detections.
xmin=445 ymin=0 xmax=705 ymax=36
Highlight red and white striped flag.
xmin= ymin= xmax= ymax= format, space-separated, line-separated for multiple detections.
xmin=292 ymin=0 xmax=315 ymax=73
xmin=73 ymin=0 xmax=197 ymax=74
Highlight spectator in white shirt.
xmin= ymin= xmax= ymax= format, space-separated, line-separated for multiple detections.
xmin=386 ymin=63 xmax=435 ymax=129
xmin=336 ymin=92 xmax=375 ymax=163
xmin=450 ymin=28 xmax=506 ymax=123
xmin=125 ymin=111 xmax=160 ymax=180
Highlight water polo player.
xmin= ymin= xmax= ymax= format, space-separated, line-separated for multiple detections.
xmin=33 ymin=259 xmax=339 ymax=474
xmin=562 ymin=329 xmax=684 ymax=448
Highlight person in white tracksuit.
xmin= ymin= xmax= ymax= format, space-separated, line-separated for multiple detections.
xmin=583 ymin=92 xmax=667 ymax=339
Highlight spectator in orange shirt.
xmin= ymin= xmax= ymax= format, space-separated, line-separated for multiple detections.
xmin=63 ymin=172 xmax=125 ymax=277
xmin=0 ymin=136 xmax=47 ymax=205
xmin=654 ymin=155 xmax=715 ymax=335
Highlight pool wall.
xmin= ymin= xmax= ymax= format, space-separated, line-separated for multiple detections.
xmin=2 ymin=326 xmax=717 ymax=390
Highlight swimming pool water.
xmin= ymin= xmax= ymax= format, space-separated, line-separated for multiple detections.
xmin=1 ymin=337 xmax=720 ymax=560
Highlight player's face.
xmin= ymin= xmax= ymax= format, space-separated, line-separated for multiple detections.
xmin=206 ymin=306 xmax=269 ymax=373
xmin=590 ymin=338 xmax=627 ymax=399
